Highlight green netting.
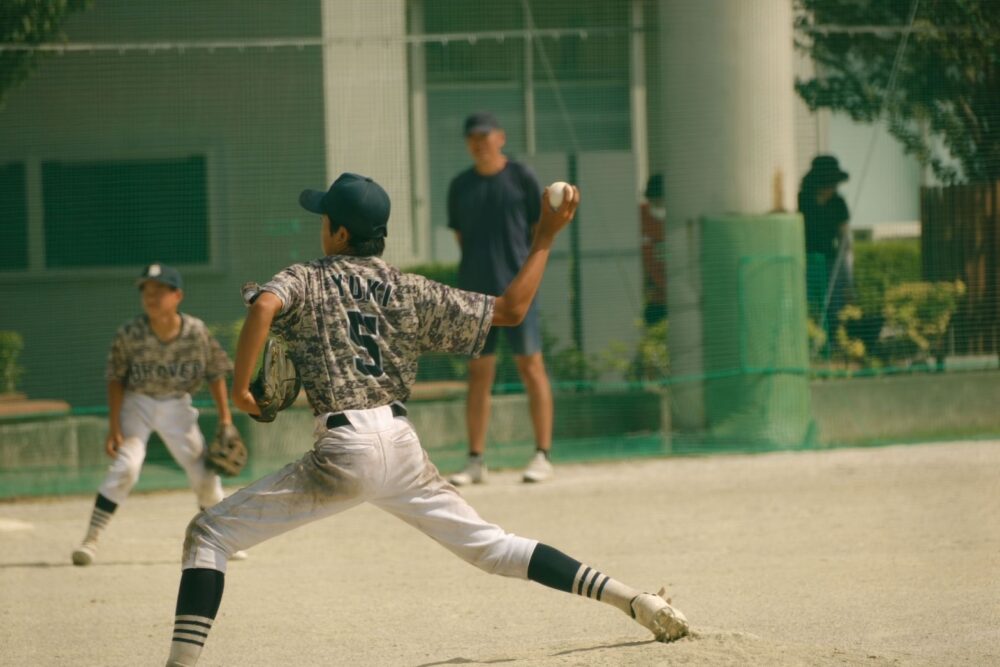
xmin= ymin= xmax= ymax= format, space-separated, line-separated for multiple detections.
xmin=2 ymin=0 xmax=999 ymax=499
xmin=701 ymin=214 xmax=812 ymax=447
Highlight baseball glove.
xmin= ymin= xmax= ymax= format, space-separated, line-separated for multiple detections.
xmin=249 ymin=337 xmax=302 ymax=423
xmin=206 ymin=423 xmax=248 ymax=477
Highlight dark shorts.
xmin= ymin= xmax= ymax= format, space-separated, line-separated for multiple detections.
xmin=482 ymin=302 xmax=542 ymax=356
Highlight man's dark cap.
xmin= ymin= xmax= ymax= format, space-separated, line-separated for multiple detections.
xmin=299 ymin=172 xmax=391 ymax=240
xmin=464 ymin=111 xmax=502 ymax=136
xmin=806 ymin=155 xmax=849 ymax=186
xmin=136 ymin=263 xmax=183 ymax=290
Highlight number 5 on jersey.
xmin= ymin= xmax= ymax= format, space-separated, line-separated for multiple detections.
xmin=347 ymin=310 xmax=384 ymax=377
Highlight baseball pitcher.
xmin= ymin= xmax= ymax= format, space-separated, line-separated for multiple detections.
xmin=164 ymin=174 xmax=688 ymax=666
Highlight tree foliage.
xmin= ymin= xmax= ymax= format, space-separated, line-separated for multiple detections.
xmin=1 ymin=0 xmax=91 ymax=106
xmin=794 ymin=0 xmax=1000 ymax=183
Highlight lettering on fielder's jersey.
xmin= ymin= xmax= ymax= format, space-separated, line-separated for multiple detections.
xmin=105 ymin=314 xmax=233 ymax=398
xmin=261 ymin=255 xmax=494 ymax=414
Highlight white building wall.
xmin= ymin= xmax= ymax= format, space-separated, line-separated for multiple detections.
xmin=320 ymin=0 xmax=417 ymax=267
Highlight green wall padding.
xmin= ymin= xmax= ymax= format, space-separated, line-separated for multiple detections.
xmin=701 ymin=213 xmax=812 ymax=447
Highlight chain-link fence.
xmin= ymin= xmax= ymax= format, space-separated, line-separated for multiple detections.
xmin=1 ymin=0 xmax=998 ymax=497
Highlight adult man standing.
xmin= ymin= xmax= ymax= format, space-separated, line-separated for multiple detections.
xmin=447 ymin=111 xmax=553 ymax=485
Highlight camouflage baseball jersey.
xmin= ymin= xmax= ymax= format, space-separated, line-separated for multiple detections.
xmin=105 ymin=314 xmax=233 ymax=398
xmin=261 ymin=254 xmax=494 ymax=414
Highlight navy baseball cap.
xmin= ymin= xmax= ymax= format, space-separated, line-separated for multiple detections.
xmin=136 ymin=263 xmax=183 ymax=290
xmin=299 ymin=172 xmax=390 ymax=240
xmin=464 ymin=111 xmax=501 ymax=136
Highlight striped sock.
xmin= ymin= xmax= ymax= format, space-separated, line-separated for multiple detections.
xmin=571 ymin=564 xmax=639 ymax=616
xmin=167 ymin=568 xmax=225 ymax=667
xmin=168 ymin=615 xmax=214 ymax=666
xmin=526 ymin=543 xmax=640 ymax=616
xmin=82 ymin=493 xmax=117 ymax=544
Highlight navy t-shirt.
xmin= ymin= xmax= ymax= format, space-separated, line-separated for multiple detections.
xmin=447 ymin=160 xmax=542 ymax=296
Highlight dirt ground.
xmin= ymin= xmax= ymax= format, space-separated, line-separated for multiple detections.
xmin=2 ymin=440 xmax=998 ymax=666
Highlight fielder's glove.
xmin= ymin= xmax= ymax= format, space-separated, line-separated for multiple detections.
xmin=206 ymin=423 xmax=248 ymax=477
xmin=249 ymin=337 xmax=302 ymax=423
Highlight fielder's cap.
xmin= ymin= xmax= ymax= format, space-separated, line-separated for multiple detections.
xmin=136 ymin=263 xmax=183 ymax=290
xmin=806 ymin=155 xmax=849 ymax=186
xmin=299 ymin=172 xmax=391 ymax=240
xmin=464 ymin=111 xmax=501 ymax=136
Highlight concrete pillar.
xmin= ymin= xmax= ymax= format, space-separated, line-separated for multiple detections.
xmin=320 ymin=0 xmax=417 ymax=266
xmin=658 ymin=0 xmax=796 ymax=429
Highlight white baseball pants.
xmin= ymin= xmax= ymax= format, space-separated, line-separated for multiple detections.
xmin=183 ymin=404 xmax=538 ymax=576
xmin=99 ymin=392 xmax=224 ymax=508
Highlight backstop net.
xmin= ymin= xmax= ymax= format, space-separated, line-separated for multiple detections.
xmin=1 ymin=0 xmax=998 ymax=497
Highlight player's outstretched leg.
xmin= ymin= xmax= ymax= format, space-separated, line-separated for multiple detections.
xmin=526 ymin=543 xmax=689 ymax=642
xmin=165 ymin=568 xmax=225 ymax=667
xmin=72 ymin=493 xmax=117 ymax=566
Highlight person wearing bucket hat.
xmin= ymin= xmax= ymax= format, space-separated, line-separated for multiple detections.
xmin=798 ymin=154 xmax=854 ymax=336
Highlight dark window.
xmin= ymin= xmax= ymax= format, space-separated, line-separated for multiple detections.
xmin=42 ymin=156 xmax=209 ymax=268
xmin=0 ymin=162 xmax=28 ymax=272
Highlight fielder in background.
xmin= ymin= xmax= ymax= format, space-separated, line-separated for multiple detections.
xmin=447 ymin=111 xmax=554 ymax=486
xmin=164 ymin=174 xmax=688 ymax=667
xmin=71 ymin=264 xmax=246 ymax=566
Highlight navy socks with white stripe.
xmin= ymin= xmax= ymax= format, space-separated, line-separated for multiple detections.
xmin=526 ymin=543 xmax=640 ymax=616
xmin=166 ymin=543 xmax=643 ymax=664
xmin=166 ymin=568 xmax=225 ymax=667
xmin=83 ymin=493 xmax=117 ymax=543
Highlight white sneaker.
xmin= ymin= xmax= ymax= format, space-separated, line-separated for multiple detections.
xmin=72 ymin=540 xmax=98 ymax=566
xmin=449 ymin=458 xmax=487 ymax=486
xmin=630 ymin=588 xmax=689 ymax=642
xmin=230 ymin=550 xmax=249 ymax=561
xmin=522 ymin=451 xmax=554 ymax=483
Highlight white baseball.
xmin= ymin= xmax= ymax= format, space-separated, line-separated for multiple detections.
xmin=547 ymin=181 xmax=571 ymax=210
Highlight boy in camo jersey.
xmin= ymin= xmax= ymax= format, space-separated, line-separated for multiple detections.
xmin=164 ymin=174 xmax=688 ymax=666
xmin=72 ymin=264 xmax=246 ymax=566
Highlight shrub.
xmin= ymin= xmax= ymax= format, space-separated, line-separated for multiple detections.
xmin=881 ymin=280 xmax=966 ymax=363
xmin=601 ymin=319 xmax=669 ymax=383
xmin=630 ymin=319 xmax=670 ymax=381
xmin=0 ymin=331 xmax=24 ymax=394
xmin=853 ymin=239 xmax=921 ymax=317
xmin=835 ymin=305 xmax=866 ymax=364
xmin=806 ymin=317 xmax=828 ymax=357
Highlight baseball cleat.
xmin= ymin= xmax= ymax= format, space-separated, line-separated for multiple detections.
xmin=230 ymin=549 xmax=249 ymax=561
xmin=449 ymin=458 xmax=487 ymax=486
xmin=629 ymin=587 xmax=689 ymax=642
xmin=521 ymin=451 xmax=554 ymax=483
xmin=71 ymin=540 xmax=98 ymax=566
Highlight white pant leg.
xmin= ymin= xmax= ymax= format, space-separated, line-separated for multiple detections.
xmin=97 ymin=392 xmax=153 ymax=504
xmin=372 ymin=418 xmax=537 ymax=579
xmin=154 ymin=395 xmax=224 ymax=509
xmin=181 ymin=422 xmax=382 ymax=572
